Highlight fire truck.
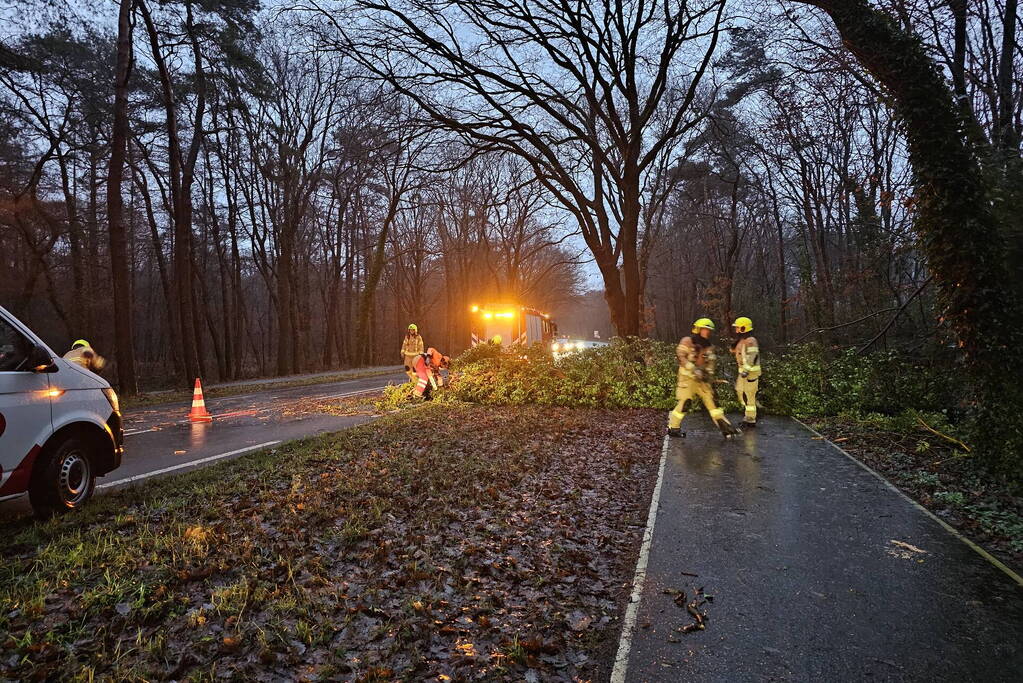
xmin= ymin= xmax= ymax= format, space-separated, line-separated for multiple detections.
xmin=470 ymin=303 xmax=558 ymax=348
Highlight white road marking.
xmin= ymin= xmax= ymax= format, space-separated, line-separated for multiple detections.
xmin=97 ymin=441 xmax=281 ymax=490
xmin=792 ymin=417 xmax=1023 ymax=588
xmin=611 ymin=434 xmax=670 ymax=683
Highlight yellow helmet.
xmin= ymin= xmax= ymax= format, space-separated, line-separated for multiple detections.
xmin=732 ymin=316 xmax=753 ymax=333
xmin=408 ymin=324 xmax=418 ymax=332
xmin=72 ymin=339 xmax=91 ymax=349
xmin=490 ymin=334 xmax=503 ymax=345
xmin=691 ymin=318 xmax=715 ymax=334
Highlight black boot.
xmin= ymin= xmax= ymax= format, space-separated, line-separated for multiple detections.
xmin=667 ymin=427 xmax=685 ymax=438
xmin=740 ymin=420 xmax=756 ymax=429
xmin=717 ymin=420 xmax=741 ymax=438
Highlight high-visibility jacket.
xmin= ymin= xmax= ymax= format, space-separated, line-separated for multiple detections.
xmin=426 ymin=347 xmax=447 ymax=371
xmin=62 ymin=346 xmax=105 ymax=373
xmin=412 ymin=353 xmax=432 ymax=396
xmin=676 ymin=336 xmax=715 ymax=383
xmin=425 ymin=347 xmax=450 ymax=387
xmin=732 ymin=335 xmax=761 ymax=380
xmin=401 ymin=334 xmax=424 ymax=364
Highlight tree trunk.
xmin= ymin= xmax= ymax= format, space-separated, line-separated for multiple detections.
xmin=794 ymin=0 xmax=1023 ymax=473
xmin=276 ymin=237 xmax=294 ymax=376
xmin=106 ymin=0 xmax=138 ymax=395
xmin=996 ymin=0 xmax=1019 ymax=154
xmin=140 ymin=0 xmax=199 ymax=386
xmin=356 ymin=197 xmax=398 ymax=365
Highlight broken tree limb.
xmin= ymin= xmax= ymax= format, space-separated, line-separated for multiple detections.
xmin=857 ymin=276 xmax=934 ymax=355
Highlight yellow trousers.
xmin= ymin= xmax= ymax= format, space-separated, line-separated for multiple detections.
xmin=735 ymin=376 xmax=759 ymax=423
xmin=403 ymin=354 xmax=419 ymax=382
xmin=668 ymin=369 xmax=726 ymax=429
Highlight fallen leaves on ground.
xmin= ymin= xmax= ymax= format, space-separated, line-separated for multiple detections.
xmin=662 ymin=586 xmax=713 ymax=639
xmin=0 ymin=403 xmax=662 ymax=681
xmin=281 ymin=392 xmax=386 ymax=418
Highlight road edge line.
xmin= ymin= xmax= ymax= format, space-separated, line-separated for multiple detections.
xmin=791 ymin=416 xmax=1023 ymax=588
xmin=610 ymin=434 xmax=670 ymax=682
xmin=97 ymin=441 xmax=282 ymax=490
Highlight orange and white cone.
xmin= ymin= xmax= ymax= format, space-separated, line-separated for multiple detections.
xmin=188 ymin=378 xmax=213 ymax=422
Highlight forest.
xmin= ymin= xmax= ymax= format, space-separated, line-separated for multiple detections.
xmin=2 ymin=0 xmax=1020 ymax=457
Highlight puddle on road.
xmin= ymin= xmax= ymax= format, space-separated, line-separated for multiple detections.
xmin=189 ymin=422 xmax=209 ymax=450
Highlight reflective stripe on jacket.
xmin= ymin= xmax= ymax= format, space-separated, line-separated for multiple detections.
xmin=401 ymin=334 xmax=424 ymax=358
xmin=733 ymin=335 xmax=761 ymax=379
xmin=62 ymin=346 xmax=105 ymax=373
xmin=676 ymin=336 xmax=715 ymax=381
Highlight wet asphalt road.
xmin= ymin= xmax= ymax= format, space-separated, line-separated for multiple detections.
xmin=622 ymin=415 xmax=1023 ymax=681
xmin=0 ymin=370 xmax=407 ymax=517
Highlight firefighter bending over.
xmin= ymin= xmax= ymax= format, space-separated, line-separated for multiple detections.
xmin=63 ymin=339 xmax=106 ymax=374
xmin=410 ymin=348 xmax=446 ymax=399
xmin=425 ymin=347 xmax=451 ymax=388
xmin=401 ymin=324 xmax=424 ymax=382
xmin=667 ymin=319 xmax=740 ymax=438
xmin=731 ymin=316 xmax=761 ymax=428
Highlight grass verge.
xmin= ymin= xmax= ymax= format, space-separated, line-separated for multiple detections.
xmin=809 ymin=413 xmax=1022 ymax=571
xmin=0 ymin=403 xmax=662 ymax=681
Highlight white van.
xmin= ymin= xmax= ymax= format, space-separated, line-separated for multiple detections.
xmin=0 ymin=306 xmax=123 ymax=517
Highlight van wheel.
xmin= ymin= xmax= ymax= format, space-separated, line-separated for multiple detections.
xmin=29 ymin=436 xmax=96 ymax=518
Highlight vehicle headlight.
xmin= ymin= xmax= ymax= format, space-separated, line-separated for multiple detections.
xmin=102 ymin=387 xmax=120 ymax=414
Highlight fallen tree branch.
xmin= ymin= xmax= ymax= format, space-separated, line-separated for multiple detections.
xmin=789 ymin=307 xmax=898 ymax=345
xmin=857 ymin=276 xmax=934 ymax=355
xmin=917 ymin=415 xmax=972 ymax=454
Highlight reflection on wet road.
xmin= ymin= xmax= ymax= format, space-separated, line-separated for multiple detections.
xmin=624 ymin=415 xmax=1023 ymax=681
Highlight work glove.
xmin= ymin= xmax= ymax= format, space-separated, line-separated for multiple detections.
xmin=693 ymin=368 xmax=706 ymax=382
xmin=404 ymin=365 xmax=410 ymax=371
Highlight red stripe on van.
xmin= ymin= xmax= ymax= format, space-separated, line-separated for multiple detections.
xmin=0 ymin=445 xmax=41 ymax=496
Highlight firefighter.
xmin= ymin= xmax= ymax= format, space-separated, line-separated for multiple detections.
xmin=411 ymin=352 xmax=435 ymax=399
xmin=425 ymin=347 xmax=451 ymax=388
xmin=401 ymin=324 xmax=424 ymax=382
xmin=731 ymin=316 xmax=761 ymax=428
xmin=62 ymin=339 xmax=106 ymax=374
xmin=667 ymin=318 xmax=740 ymax=438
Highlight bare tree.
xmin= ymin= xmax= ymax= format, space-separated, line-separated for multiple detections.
xmin=307 ymin=0 xmax=726 ymax=337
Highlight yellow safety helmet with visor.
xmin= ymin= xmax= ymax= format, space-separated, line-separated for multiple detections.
xmin=691 ymin=318 xmax=715 ymax=334
xmin=732 ymin=317 xmax=753 ymax=333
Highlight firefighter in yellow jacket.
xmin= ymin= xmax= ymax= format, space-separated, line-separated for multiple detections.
xmin=62 ymin=339 xmax=106 ymax=374
xmin=668 ymin=318 xmax=740 ymax=438
xmin=401 ymin=324 xmax=424 ymax=382
xmin=731 ymin=316 xmax=761 ymax=428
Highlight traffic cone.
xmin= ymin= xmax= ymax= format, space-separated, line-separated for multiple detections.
xmin=188 ymin=378 xmax=213 ymax=422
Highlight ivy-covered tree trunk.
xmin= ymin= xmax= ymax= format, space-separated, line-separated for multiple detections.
xmin=793 ymin=0 xmax=1023 ymax=477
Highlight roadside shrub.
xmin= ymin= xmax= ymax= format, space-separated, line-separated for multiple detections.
xmin=450 ymin=337 xmax=679 ymax=409
xmin=450 ymin=338 xmax=964 ymax=427
xmin=759 ymin=343 xmax=963 ymax=418
xmin=376 ymin=382 xmax=416 ymax=410
xmin=375 ymin=380 xmax=457 ymax=410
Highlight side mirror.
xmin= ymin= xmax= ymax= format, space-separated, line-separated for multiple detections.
xmin=28 ymin=345 xmax=58 ymax=373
